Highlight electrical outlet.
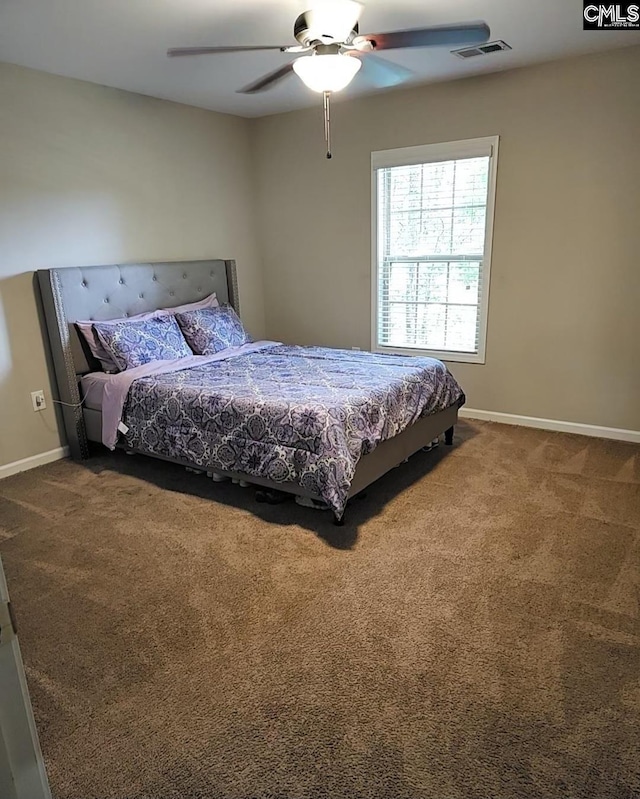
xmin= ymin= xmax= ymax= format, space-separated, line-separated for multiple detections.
xmin=31 ymin=390 xmax=46 ymax=412
xmin=351 ymin=347 xmax=361 ymax=351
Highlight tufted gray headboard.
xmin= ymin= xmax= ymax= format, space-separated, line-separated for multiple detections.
xmin=37 ymin=259 xmax=239 ymax=460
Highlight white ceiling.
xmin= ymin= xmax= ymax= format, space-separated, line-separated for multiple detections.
xmin=1 ymin=0 xmax=638 ymax=117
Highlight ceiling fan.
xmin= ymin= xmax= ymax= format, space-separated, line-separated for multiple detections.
xmin=168 ymin=1 xmax=491 ymax=158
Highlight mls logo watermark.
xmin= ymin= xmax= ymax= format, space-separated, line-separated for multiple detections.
xmin=583 ymin=2 xmax=640 ymax=28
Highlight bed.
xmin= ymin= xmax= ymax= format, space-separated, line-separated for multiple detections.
xmin=37 ymin=259 xmax=464 ymax=524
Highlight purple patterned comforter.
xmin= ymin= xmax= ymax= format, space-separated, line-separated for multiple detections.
xmin=121 ymin=345 xmax=465 ymax=516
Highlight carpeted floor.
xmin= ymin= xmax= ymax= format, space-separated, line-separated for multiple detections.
xmin=1 ymin=419 xmax=639 ymax=799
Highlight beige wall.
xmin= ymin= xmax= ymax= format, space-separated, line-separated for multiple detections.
xmin=1 ymin=47 xmax=639 ymax=470
xmin=0 ymin=63 xmax=264 ymax=468
xmin=252 ymin=46 xmax=640 ymax=431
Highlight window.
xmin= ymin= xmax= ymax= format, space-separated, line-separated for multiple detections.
xmin=372 ymin=137 xmax=498 ymax=363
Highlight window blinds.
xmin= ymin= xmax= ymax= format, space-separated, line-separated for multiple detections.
xmin=373 ymin=140 xmax=495 ymax=360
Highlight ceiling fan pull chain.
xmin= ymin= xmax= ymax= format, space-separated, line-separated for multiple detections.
xmin=323 ymin=90 xmax=332 ymax=159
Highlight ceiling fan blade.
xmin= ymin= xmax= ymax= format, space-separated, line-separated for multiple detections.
xmin=306 ymin=1 xmax=363 ymax=42
xmin=350 ymin=53 xmax=414 ymax=88
xmin=237 ymin=62 xmax=296 ymax=94
xmin=167 ymin=45 xmax=288 ymax=57
xmin=353 ymin=22 xmax=490 ymax=52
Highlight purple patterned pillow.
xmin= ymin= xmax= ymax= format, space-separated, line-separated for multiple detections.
xmin=93 ymin=315 xmax=192 ymax=371
xmin=76 ymin=292 xmax=219 ymax=372
xmin=176 ymin=306 xmax=251 ymax=355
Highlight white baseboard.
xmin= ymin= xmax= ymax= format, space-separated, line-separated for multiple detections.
xmin=0 ymin=447 xmax=70 ymax=480
xmin=459 ymin=408 xmax=640 ymax=444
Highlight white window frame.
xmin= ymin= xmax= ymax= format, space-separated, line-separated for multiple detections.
xmin=371 ymin=136 xmax=499 ymax=364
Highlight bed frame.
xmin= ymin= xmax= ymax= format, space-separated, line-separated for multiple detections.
xmin=37 ymin=259 xmax=457 ymax=524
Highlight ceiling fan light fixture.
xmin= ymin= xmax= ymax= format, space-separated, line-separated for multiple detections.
xmin=293 ymin=53 xmax=361 ymax=93
xmin=304 ymin=1 xmax=363 ymax=43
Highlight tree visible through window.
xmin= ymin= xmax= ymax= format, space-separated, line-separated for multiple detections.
xmin=373 ymin=138 xmax=498 ymax=363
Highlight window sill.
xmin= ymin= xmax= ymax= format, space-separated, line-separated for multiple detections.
xmin=373 ymin=345 xmax=486 ymax=365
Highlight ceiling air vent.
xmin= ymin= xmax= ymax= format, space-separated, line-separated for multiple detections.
xmin=452 ymin=40 xmax=512 ymax=59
